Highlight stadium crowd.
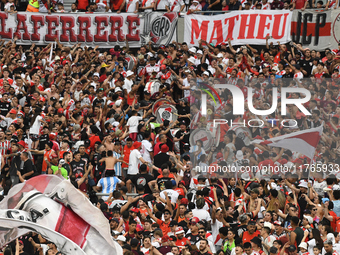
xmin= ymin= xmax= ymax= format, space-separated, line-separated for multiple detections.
xmin=0 ymin=28 xmax=340 ymax=255
xmin=1 ymin=0 xmax=336 ymax=16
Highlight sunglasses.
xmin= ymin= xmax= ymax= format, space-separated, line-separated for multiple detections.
xmin=199 ymin=231 xmax=205 ymax=234
xmin=164 ymin=213 xmax=170 ymax=215
xmin=312 ymin=209 xmax=317 ymax=211
xmin=259 ymin=221 xmax=264 ymax=224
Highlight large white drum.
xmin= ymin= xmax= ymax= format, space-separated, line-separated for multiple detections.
xmin=156 ymin=104 xmax=178 ymax=123
xmin=189 ymin=128 xmax=213 ymax=152
xmin=229 ymin=126 xmax=252 ymax=146
xmin=144 ymin=81 xmax=161 ymax=96
xmin=171 ymin=128 xmax=180 ymax=152
xmin=152 ymin=98 xmax=172 ymax=116
xmin=206 ymin=121 xmax=221 ymax=147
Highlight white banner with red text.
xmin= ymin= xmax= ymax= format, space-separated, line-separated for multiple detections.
xmin=291 ymin=9 xmax=340 ymax=51
xmin=184 ymin=10 xmax=292 ymax=47
xmin=0 ymin=12 xmax=178 ymax=48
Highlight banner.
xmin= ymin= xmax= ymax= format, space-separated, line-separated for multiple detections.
xmin=0 ymin=217 xmax=86 ymax=255
xmin=0 ymin=175 xmax=122 ymax=255
xmin=291 ymin=10 xmax=334 ymax=50
xmin=0 ymin=12 xmax=178 ymax=47
xmin=184 ymin=10 xmax=292 ymax=47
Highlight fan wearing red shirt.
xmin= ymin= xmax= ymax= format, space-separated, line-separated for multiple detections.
xmin=324 ymin=200 xmax=337 ymax=232
xmin=122 ymin=138 xmax=134 ymax=169
xmin=175 ymin=227 xmax=190 ymax=249
xmin=0 ymin=69 xmax=13 ymax=94
xmin=242 ymin=221 xmax=260 ymax=243
xmin=292 ymin=0 xmax=308 ymax=10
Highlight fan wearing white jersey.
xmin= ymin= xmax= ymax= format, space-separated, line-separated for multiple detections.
xmin=126 ymin=0 xmax=139 ymax=12
xmin=165 ymin=0 xmax=185 ymax=12
xmin=139 ymin=0 xmax=155 ymax=11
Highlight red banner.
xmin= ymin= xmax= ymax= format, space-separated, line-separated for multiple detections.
xmin=0 ymin=12 xmax=178 ymax=47
xmin=184 ymin=11 xmax=292 ymax=46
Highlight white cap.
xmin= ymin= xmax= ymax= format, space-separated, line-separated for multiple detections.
xmin=115 ymin=87 xmax=122 ymax=93
xmin=202 ymin=71 xmax=210 ymax=76
xmin=298 ymin=181 xmax=308 ymax=189
xmin=236 ymin=150 xmax=243 ymax=160
xmin=217 ymin=53 xmax=223 ymax=58
xmin=189 ymin=47 xmax=197 ymax=53
xmin=147 ymin=52 xmax=154 ymax=57
xmin=115 ymin=99 xmax=122 ymax=107
xmin=98 ymin=53 xmax=104 ymax=58
xmin=298 ymin=242 xmax=308 ymax=250
xmin=197 ymin=50 xmax=203 ymax=55
xmin=264 ymin=222 xmax=273 ymax=229
xmin=55 ymin=56 xmax=60 ymax=60
xmin=93 ymin=72 xmax=100 ymax=77
xmin=303 ymin=215 xmax=313 ymax=224
xmin=327 ymin=234 xmax=335 ymax=245
xmin=193 ymin=0 xmax=199 ymax=2
xmin=188 ymin=57 xmax=196 ymax=64
xmin=126 ymin=70 xmax=134 ymax=77
xmin=116 ymin=235 xmax=126 ymax=242
xmin=324 ymin=187 xmax=332 ymax=192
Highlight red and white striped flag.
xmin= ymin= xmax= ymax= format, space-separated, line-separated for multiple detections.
xmin=252 ymin=125 xmax=323 ymax=159
xmin=0 ymin=175 xmax=123 ymax=255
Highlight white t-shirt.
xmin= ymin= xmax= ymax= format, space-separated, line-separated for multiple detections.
xmin=123 ymin=78 xmax=134 ymax=93
xmin=141 ymin=139 xmax=153 ymax=164
xmin=30 ymin=115 xmax=43 ymax=135
xmin=141 ymin=0 xmax=155 ymax=12
xmin=128 ymin=149 xmax=142 ymax=175
xmin=127 ymin=116 xmax=142 ymax=133
xmin=262 ymin=235 xmax=276 ymax=255
xmin=313 ymin=180 xmax=327 ymax=196
xmin=192 ymin=208 xmax=212 ymax=222
xmin=160 ymin=189 xmax=179 ymax=203
xmin=183 ymin=78 xmax=190 ymax=98
xmin=4 ymin=2 xmax=15 ymax=11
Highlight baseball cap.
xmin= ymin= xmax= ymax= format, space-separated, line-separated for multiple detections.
xmin=273 ymin=221 xmax=282 ymax=226
xmin=190 ymin=217 xmax=199 ymax=225
xmin=169 ymin=220 xmax=178 ymax=227
xmin=116 ymin=235 xmax=126 ymax=242
xmin=180 ymin=198 xmax=189 ymax=205
xmin=288 ymin=245 xmax=296 ymax=252
xmin=303 ymin=215 xmax=313 ymax=224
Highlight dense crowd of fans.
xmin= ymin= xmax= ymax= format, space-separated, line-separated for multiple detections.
xmin=0 ymin=0 xmax=337 ymax=15
xmin=0 ymin=22 xmax=340 ymax=255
